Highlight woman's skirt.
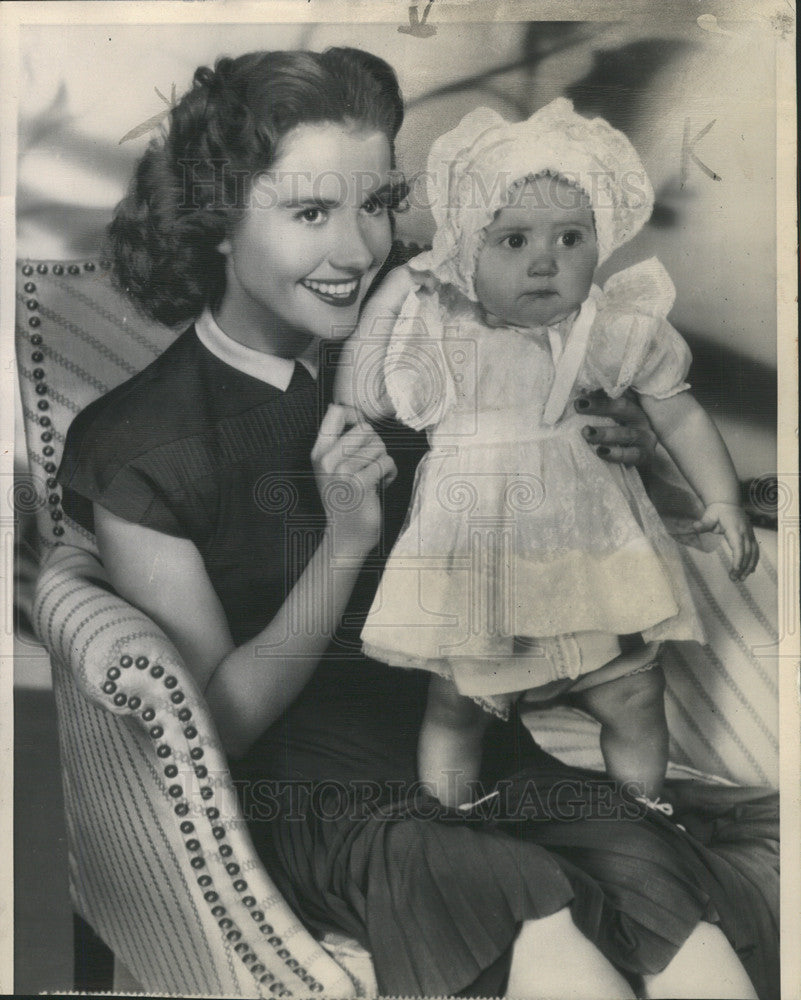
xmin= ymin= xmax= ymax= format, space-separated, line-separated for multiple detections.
xmin=246 ymin=756 xmax=779 ymax=999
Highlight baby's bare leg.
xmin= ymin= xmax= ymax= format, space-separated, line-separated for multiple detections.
xmin=419 ymin=675 xmax=490 ymax=807
xmin=571 ymin=664 xmax=668 ymax=800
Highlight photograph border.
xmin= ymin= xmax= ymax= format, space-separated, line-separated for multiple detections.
xmin=1 ymin=1 xmax=797 ymax=996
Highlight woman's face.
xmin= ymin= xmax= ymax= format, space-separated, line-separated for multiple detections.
xmin=216 ymin=121 xmax=394 ymax=355
xmin=474 ymin=174 xmax=598 ymax=328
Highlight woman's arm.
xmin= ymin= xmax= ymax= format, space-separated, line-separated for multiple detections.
xmin=95 ymin=508 xmax=366 ymax=759
xmin=335 ymin=264 xmax=417 ymax=418
xmin=95 ymin=404 xmax=396 ymax=759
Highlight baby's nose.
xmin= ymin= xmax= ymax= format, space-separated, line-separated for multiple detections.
xmin=527 ymin=250 xmax=557 ymax=277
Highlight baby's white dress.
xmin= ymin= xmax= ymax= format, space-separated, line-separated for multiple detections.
xmin=361 ymin=259 xmax=706 ymax=707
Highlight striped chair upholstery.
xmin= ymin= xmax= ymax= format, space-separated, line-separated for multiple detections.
xmin=16 ymin=256 xmax=778 ymax=994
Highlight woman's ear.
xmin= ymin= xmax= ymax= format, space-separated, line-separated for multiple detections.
xmin=217 ymin=237 xmax=232 ymax=256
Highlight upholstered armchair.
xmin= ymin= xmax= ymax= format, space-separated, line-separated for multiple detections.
xmin=16 ymin=254 xmax=779 ymax=996
xmin=17 ymin=257 xmax=379 ymax=997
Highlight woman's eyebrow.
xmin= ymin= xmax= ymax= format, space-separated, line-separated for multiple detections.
xmin=278 ymin=195 xmax=340 ymax=209
xmin=371 ymin=178 xmax=409 ymax=200
xmin=277 ymin=180 xmax=404 ymax=209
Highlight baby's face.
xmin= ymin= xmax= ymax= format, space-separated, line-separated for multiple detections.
xmin=474 ymin=175 xmax=598 ymax=328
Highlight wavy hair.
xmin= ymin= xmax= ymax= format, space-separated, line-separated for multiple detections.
xmin=108 ymin=48 xmax=405 ymax=326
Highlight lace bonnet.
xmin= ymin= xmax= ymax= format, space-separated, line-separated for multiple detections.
xmin=412 ymin=98 xmax=655 ymax=300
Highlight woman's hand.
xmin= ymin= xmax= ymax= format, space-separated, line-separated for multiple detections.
xmin=311 ymin=403 xmax=397 ymax=555
xmin=575 ymin=390 xmax=657 ymax=467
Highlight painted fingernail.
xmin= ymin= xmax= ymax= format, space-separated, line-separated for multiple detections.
xmin=576 ymin=398 xmax=590 ymax=410
xmin=584 ymin=427 xmax=597 ymax=439
xmin=596 ymin=446 xmax=610 ymax=457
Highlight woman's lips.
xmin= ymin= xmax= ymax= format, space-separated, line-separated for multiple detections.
xmin=301 ymin=277 xmax=361 ymax=307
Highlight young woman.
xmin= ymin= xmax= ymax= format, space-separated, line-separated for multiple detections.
xmin=58 ymin=48 xmax=775 ymax=999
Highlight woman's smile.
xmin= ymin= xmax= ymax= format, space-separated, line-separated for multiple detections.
xmin=301 ymin=276 xmax=362 ymax=306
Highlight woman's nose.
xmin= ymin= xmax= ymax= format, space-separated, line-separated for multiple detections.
xmin=330 ymin=215 xmax=377 ymax=273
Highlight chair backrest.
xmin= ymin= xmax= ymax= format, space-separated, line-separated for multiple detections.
xmin=16 ymin=258 xmax=179 ymax=554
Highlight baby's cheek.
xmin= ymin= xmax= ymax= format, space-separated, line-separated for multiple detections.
xmin=476 ymin=273 xmax=515 ymax=324
xmin=473 ymin=266 xmax=491 ymax=305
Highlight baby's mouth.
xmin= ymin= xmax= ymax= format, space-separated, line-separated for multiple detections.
xmin=301 ymin=277 xmax=361 ymax=307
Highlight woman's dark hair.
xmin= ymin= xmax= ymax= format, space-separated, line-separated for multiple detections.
xmin=108 ymin=47 xmax=405 ymax=326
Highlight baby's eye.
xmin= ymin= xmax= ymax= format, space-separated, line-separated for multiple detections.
xmin=558 ymin=230 xmax=584 ymax=248
xmin=503 ymin=233 xmax=527 ymax=249
xmin=296 ymin=207 xmax=327 ymax=225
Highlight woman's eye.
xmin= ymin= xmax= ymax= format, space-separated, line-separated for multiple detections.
xmin=559 ymin=230 xmax=583 ymax=247
xmin=503 ymin=234 xmax=526 ymax=249
xmin=362 ymin=197 xmax=386 ymax=217
xmin=297 ymin=207 xmax=327 ymax=224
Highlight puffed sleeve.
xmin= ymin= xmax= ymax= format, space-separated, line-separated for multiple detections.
xmin=626 ymin=317 xmax=693 ymax=398
xmin=384 ymin=286 xmax=456 ymax=431
xmin=58 ymin=400 xmax=185 ymax=537
xmin=581 ymin=258 xmax=693 ymax=400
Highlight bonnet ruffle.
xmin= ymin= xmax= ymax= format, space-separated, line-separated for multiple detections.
xmin=410 ymin=99 xmax=654 ymax=300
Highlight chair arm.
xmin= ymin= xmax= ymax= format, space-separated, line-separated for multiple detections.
xmin=33 ymin=543 xmax=359 ymax=998
xmin=33 ymin=543 xmax=186 ymax=707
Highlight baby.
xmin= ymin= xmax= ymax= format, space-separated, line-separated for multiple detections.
xmin=338 ymin=100 xmax=758 ymax=808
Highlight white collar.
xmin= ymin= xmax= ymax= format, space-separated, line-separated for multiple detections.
xmin=195 ymin=307 xmax=319 ymax=390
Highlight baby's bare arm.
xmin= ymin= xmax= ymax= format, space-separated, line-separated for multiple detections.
xmin=640 ymin=391 xmax=740 ymax=506
xmin=640 ymin=391 xmax=759 ymax=578
xmin=334 ymin=265 xmax=417 ymax=418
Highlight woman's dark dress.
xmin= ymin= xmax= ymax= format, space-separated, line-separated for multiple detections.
xmin=59 ymin=326 xmax=779 ymax=999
